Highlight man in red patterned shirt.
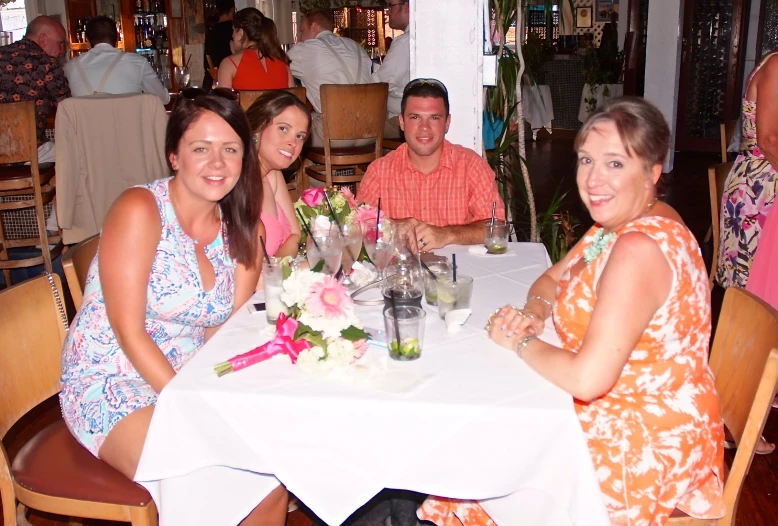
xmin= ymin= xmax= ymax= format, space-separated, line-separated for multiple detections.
xmin=357 ymin=79 xmax=505 ymax=251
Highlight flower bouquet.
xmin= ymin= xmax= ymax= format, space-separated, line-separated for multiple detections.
xmin=294 ymin=187 xmax=378 ymax=246
xmin=214 ymin=263 xmax=370 ymax=376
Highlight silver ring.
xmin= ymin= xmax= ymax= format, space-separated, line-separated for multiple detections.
xmin=420 ymin=239 xmax=427 ymax=247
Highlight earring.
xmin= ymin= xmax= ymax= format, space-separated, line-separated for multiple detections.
xmin=172 ymin=164 xmax=178 ymax=171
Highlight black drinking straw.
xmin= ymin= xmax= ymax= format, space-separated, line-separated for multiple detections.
xmin=334 ymin=265 xmax=344 ymax=280
xmin=452 ymin=254 xmax=457 ymax=283
xmin=324 ymin=192 xmax=342 ymax=229
xmin=296 ymin=209 xmax=320 ymax=250
xmin=489 ymin=202 xmax=496 ymax=236
xmin=259 ymin=235 xmax=270 ymax=263
xmin=376 ymin=197 xmax=382 ymax=225
xmin=390 ymin=289 xmax=401 ymax=347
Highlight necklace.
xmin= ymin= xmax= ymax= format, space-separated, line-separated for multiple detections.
xmin=583 ymin=228 xmax=615 ymax=265
xmin=584 ymin=197 xmax=659 ymax=265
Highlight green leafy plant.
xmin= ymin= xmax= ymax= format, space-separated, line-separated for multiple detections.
xmin=487 ymin=0 xmax=582 ymax=259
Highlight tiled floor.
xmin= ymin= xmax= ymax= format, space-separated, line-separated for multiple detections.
xmin=3 ymin=136 xmax=778 ymax=525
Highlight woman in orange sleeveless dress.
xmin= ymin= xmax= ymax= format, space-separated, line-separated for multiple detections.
xmin=217 ymin=8 xmax=293 ymax=91
xmin=419 ymin=98 xmax=724 ymax=526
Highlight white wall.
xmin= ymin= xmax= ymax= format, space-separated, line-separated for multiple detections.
xmin=742 ymin=0 xmax=762 ymax=95
xmin=410 ymin=0 xmax=484 ymax=152
xmin=643 ymin=0 xmax=684 ymax=172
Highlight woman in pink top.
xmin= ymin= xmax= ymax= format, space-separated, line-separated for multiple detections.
xmin=246 ymin=91 xmax=309 ymax=259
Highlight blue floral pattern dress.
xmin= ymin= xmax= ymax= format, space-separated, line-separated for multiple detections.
xmin=60 ymin=177 xmax=236 ymax=456
xmin=715 ymin=52 xmax=778 ymax=288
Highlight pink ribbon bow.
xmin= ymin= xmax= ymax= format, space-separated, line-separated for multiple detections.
xmin=214 ymin=313 xmax=313 ymax=376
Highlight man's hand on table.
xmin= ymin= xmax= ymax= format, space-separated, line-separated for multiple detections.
xmin=394 ymin=218 xmax=452 ymax=253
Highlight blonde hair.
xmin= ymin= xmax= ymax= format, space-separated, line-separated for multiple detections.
xmin=575 ymin=97 xmax=670 ymax=170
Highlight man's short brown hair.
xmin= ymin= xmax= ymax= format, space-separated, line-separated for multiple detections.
xmin=302 ymin=10 xmax=334 ymax=32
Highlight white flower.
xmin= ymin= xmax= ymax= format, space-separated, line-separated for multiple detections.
xmin=281 ymin=269 xmax=326 ymax=307
xmin=298 ymin=309 xmax=357 ymax=340
xmin=296 ymin=346 xmax=335 ymax=374
xmin=326 ymin=338 xmax=358 ymax=365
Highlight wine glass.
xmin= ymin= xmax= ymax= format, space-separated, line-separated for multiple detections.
xmin=339 ymin=223 xmax=363 ymax=289
xmin=362 ymin=218 xmax=395 ymax=281
xmin=306 ymin=222 xmax=343 ymax=276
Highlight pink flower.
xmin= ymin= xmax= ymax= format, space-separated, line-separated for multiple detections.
xmin=353 ymin=338 xmax=369 ymax=359
xmin=305 ymin=276 xmax=353 ymax=318
xmin=352 ymin=206 xmax=378 ymax=229
xmin=339 ymin=187 xmax=359 ymax=208
xmin=302 ymin=187 xmax=325 ymax=207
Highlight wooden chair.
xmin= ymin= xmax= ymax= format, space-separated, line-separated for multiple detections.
xmin=720 ymin=120 xmax=738 ymax=163
xmin=667 ymin=287 xmax=778 ymax=526
xmin=0 ymin=101 xmax=64 ymax=286
xmin=237 ymin=86 xmax=308 ymax=112
xmin=303 ymin=83 xmax=388 ymax=190
xmin=383 ymin=137 xmax=405 ymax=151
xmin=0 ymin=274 xmax=158 ymax=526
xmin=62 ymin=234 xmax=100 ymax=311
xmin=707 ymin=162 xmax=734 ymax=287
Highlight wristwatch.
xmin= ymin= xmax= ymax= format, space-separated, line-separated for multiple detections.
xmin=514 ymin=335 xmax=536 ymax=359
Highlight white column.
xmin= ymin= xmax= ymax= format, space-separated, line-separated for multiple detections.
xmin=410 ymin=0 xmax=484 ymax=152
xmin=643 ymin=0 xmax=684 ymax=172
xmin=742 ymin=0 xmax=762 ymax=95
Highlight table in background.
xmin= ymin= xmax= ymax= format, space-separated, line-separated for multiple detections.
xmin=135 ymin=243 xmax=609 ymax=526
xmin=578 ymin=83 xmax=624 ymax=122
xmin=522 ymin=84 xmax=554 ymax=140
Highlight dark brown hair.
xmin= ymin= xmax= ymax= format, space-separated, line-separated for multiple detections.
xmin=245 ymin=90 xmax=311 ymax=143
xmin=166 ymin=94 xmax=262 ymax=269
xmin=233 ymin=8 xmax=289 ymax=64
xmin=574 ymin=96 xmax=670 ymax=170
xmin=85 ymin=16 xmax=118 ymax=47
xmin=302 ymin=9 xmax=334 ymax=32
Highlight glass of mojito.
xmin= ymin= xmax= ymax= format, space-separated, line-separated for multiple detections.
xmin=383 ymin=306 xmax=426 ymax=361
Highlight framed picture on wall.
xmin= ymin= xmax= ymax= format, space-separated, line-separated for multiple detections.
xmin=596 ymin=0 xmax=614 ymax=23
xmin=576 ymin=7 xmax=593 ymax=28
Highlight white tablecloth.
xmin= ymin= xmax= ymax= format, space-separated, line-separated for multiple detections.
xmin=578 ymin=83 xmax=624 ymax=122
xmin=522 ymin=85 xmax=554 ymax=140
xmin=134 ymin=243 xmax=610 ymax=526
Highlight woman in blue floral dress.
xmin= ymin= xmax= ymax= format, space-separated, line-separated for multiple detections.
xmin=59 ymin=91 xmax=288 ymax=524
xmin=716 ymin=51 xmax=778 ymax=288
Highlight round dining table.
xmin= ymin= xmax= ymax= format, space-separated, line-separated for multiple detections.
xmin=134 ymin=242 xmax=610 ymax=526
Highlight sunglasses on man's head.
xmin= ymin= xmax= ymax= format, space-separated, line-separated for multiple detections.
xmin=181 ymin=87 xmax=240 ymax=102
xmin=403 ymin=78 xmax=448 ymax=95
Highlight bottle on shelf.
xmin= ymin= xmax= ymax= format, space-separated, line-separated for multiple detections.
xmin=135 ymin=0 xmax=142 ymax=13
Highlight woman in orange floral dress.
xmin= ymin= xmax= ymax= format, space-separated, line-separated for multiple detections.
xmin=419 ymin=98 xmax=724 ymax=526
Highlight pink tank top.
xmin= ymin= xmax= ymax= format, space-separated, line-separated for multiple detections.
xmin=260 ymin=202 xmax=292 ymax=256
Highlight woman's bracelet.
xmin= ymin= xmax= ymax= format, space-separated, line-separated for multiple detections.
xmin=514 ymin=335 xmax=536 ymax=359
xmin=524 ymin=295 xmax=553 ymax=310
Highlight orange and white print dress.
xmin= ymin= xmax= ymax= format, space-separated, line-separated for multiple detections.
xmin=419 ymin=217 xmax=725 ymax=526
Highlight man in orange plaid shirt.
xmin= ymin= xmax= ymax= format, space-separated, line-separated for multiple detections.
xmin=357 ymin=78 xmax=505 ymax=251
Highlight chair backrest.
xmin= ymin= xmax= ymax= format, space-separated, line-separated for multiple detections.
xmin=62 ymin=234 xmax=100 ymax=311
xmin=320 ymin=83 xmax=388 ymax=149
xmin=0 ymin=101 xmax=37 ymax=166
xmin=238 ymin=87 xmax=308 ymax=112
xmin=720 ymin=119 xmax=738 ymax=163
xmin=709 ymin=287 xmax=778 ymax=526
xmin=708 ymin=161 xmax=733 ymax=286
xmin=0 ymin=274 xmax=68 ymax=441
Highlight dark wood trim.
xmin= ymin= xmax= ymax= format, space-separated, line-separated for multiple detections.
xmin=724 ymin=0 xmax=751 ymax=120
xmin=756 ymin=0 xmax=768 ymax=60
xmin=626 ymin=0 xmax=641 ymax=36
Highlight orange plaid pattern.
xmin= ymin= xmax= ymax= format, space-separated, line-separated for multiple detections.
xmin=357 ymin=141 xmax=505 ymax=227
